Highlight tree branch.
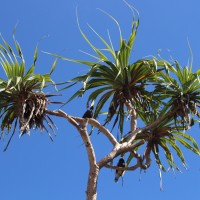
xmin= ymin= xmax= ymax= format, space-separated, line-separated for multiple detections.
xmin=88 ymin=118 xmax=118 ymax=146
xmin=125 ymin=100 xmax=137 ymax=132
xmin=97 ymin=140 xmax=145 ymax=169
xmin=105 ymin=163 xmax=140 ymax=171
xmin=46 ymin=109 xmax=99 ymax=200
xmin=45 ymin=108 xmax=178 ymax=199
xmin=97 ymin=110 xmax=177 ymax=170
xmin=130 ymin=150 xmax=151 ymax=170
xmin=126 ymin=108 xmax=178 ymax=144
xmin=46 ymin=109 xmax=118 ymax=146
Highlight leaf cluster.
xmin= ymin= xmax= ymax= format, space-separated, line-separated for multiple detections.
xmin=0 ymin=34 xmax=57 ymax=150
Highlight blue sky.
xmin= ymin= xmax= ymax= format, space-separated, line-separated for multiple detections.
xmin=1 ymin=0 xmax=200 ymax=199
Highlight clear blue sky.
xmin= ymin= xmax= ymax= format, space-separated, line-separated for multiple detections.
xmin=0 ymin=0 xmax=200 ymax=199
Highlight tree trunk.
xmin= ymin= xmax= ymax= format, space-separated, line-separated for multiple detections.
xmin=86 ymin=164 xmax=99 ymax=200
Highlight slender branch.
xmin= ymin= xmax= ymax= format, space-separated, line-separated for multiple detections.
xmin=46 ymin=109 xmax=118 ymax=146
xmin=105 ymin=163 xmax=140 ymax=171
xmin=97 ymin=140 xmax=145 ymax=169
xmin=127 ymin=108 xmax=178 ymax=144
xmin=130 ymin=150 xmax=151 ymax=170
xmin=58 ymin=110 xmax=80 ymax=127
xmin=141 ymin=145 xmax=152 ymax=169
xmin=104 ymin=148 xmax=150 ymax=174
xmin=88 ymin=118 xmax=118 ymax=146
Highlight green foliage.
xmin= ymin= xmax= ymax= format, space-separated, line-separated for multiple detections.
xmin=55 ymin=9 xmax=170 ymax=136
xmin=55 ymin=6 xmax=200 ymax=173
xmin=0 ymin=34 xmax=57 ymax=150
xmin=155 ymin=61 xmax=200 ymax=129
xmin=134 ymin=110 xmax=200 ymax=171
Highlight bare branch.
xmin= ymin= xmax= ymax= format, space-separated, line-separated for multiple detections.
xmin=97 ymin=140 xmax=145 ymax=169
xmin=131 ymin=150 xmax=151 ymax=170
xmin=58 ymin=110 xmax=80 ymax=128
xmin=105 ymin=163 xmax=140 ymax=171
xmin=88 ymin=118 xmax=118 ymax=146
xmin=46 ymin=109 xmax=119 ymax=146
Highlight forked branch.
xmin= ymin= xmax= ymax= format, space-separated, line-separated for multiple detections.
xmin=45 ymin=108 xmax=178 ymax=200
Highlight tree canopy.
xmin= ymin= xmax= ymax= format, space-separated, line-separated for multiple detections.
xmin=0 ymin=2 xmax=200 ymax=200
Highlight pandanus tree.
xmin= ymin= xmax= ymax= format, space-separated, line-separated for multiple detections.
xmin=51 ymin=6 xmax=200 ymax=198
xmin=1 ymin=4 xmax=200 ymax=200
